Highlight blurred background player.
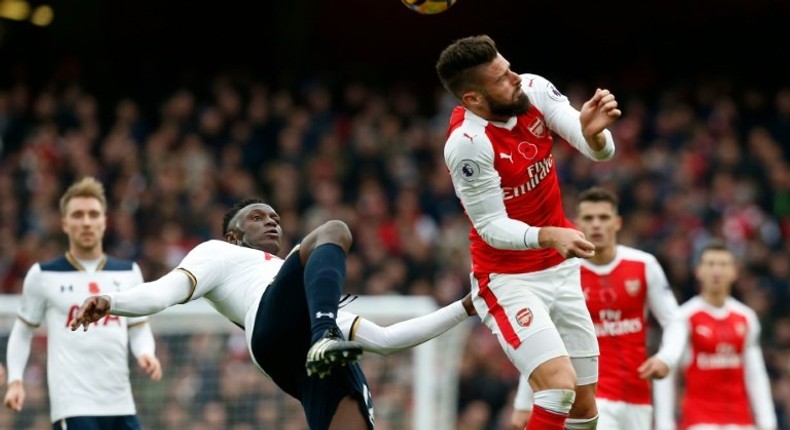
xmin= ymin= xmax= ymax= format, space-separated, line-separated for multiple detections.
xmin=511 ymin=186 xmax=682 ymax=429
xmin=70 ymin=198 xmax=478 ymax=430
xmin=3 ymin=177 xmax=162 ymax=430
xmin=653 ymin=241 xmax=777 ymax=430
xmin=436 ymin=34 xmax=621 ymax=430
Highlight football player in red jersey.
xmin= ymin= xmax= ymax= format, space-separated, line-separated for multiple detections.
xmin=653 ymin=242 xmax=777 ymax=430
xmin=511 ymin=187 xmax=682 ymax=429
xmin=436 ymin=35 xmax=621 ymax=430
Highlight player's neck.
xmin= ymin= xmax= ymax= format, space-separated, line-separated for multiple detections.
xmin=468 ymin=105 xmax=510 ymax=123
xmin=68 ymin=246 xmax=104 ymax=261
xmin=589 ymin=245 xmax=616 ymax=265
xmin=701 ymin=291 xmax=728 ymax=308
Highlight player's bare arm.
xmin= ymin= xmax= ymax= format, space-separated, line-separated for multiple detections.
xmin=538 ymin=226 xmax=595 ymax=259
xmin=461 ymin=293 xmax=476 ymax=316
xmin=580 ymin=88 xmax=621 ymax=150
xmin=136 ymin=355 xmax=162 ymax=381
xmin=637 ymin=356 xmax=670 ymax=380
xmin=70 ymin=295 xmax=112 ymax=331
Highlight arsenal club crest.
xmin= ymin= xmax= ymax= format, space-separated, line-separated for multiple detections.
xmin=528 ymin=118 xmax=546 ymax=138
xmin=516 ymin=308 xmax=533 ymax=327
xmin=624 ymin=279 xmax=641 ymax=296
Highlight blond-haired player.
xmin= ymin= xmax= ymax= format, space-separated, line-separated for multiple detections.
xmin=4 ymin=177 xmax=161 ymax=430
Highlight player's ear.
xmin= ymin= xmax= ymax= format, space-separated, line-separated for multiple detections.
xmin=224 ymin=230 xmax=240 ymax=245
xmin=461 ymin=90 xmax=481 ymax=109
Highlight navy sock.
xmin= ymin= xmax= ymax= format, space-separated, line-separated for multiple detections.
xmin=304 ymin=243 xmax=346 ymax=344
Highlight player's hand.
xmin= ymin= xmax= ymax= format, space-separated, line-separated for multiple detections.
xmin=461 ymin=293 xmax=477 ymax=316
xmin=511 ymin=409 xmax=532 ymax=429
xmin=4 ymin=380 xmax=24 ymax=411
xmin=69 ymin=295 xmax=111 ymax=331
xmin=638 ymin=356 xmax=669 ymax=379
xmin=137 ymin=354 xmax=162 ymax=382
xmin=580 ymin=88 xmax=621 ymax=146
xmin=539 ymin=227 xmax=595 ymax=259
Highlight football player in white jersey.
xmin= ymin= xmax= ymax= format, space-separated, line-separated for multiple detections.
xmin=511 ymin=187 xmax=682 ymax=430
xmin=70 ymin=198 xmax=476 ymax=430
xmin=4 ymin=177 xmax=161 ymax=430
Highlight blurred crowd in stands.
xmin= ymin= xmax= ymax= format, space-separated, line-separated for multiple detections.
xmin=0 ymin=62 xmax=788 ymax=429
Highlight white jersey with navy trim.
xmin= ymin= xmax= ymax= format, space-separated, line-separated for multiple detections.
xmin=106 ymin=240 xmax=471 ymax=378
xmin=13 ymin=254 xmax=146 ymax=422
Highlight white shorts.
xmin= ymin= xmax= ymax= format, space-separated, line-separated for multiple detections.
xmin=470 ymin=258 xmax=599 ymax=380
xmin=597 ymin=398 xmax=653 ymax=430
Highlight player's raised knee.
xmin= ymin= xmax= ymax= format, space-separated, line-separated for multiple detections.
xmin=317 ymin=220 xmax=353 ymax=249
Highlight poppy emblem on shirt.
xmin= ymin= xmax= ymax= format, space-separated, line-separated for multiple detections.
xmin=517 ymin=141 xmax=539 ymax=160
xmin=527 ymin=118 xmax=546 ymax=138
xmin=89 ymin=282 xmax=100 ymax=294
xmin=459 ymin=159 xmax=480 ymax=182
xmin=515 ymin=308 xmax=533 ymax=327
xmin=625 ymin=279 xmax=641 ymax=296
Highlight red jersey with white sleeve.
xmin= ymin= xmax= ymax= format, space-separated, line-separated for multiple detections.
xmin=581 ymin=245 xmax=679 ymax=405
xmin=444 ymin=74 xmax=615 ymax=276
xmin=653 ymin=296 xmax=777 ymax=429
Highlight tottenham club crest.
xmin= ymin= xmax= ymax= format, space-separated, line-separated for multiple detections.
xmin=459 ymin=159 xmax=480 ymax=182
xmin=516 ymin=307 xmax=533 ymax=327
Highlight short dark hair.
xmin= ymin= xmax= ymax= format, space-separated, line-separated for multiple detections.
xmin=435 ymin=34 xmax=499 ymax=99
xmin=699 ymin=240 xmax=731 ymax=257
xmin=222 ymin=197 xmax=266 ymax=235
xmin=578 ymin=186 xmax=619 ymax=210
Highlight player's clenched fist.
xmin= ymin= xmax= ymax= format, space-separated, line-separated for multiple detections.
xmin=69 ymin=295 xmax=111 ymax=331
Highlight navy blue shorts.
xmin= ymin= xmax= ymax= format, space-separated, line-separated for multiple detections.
xmin=52 ymin=415 xmax=140 ymax=430
xmin=249 ymin=251 xmax=375 ymax=429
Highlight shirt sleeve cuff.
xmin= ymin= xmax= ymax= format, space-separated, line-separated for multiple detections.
xmin=524 ymin=227 xmax=541 ymax=249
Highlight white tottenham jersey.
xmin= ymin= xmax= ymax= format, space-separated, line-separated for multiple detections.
xmin=176 ymin=240 xmax=285 ymax=328
xmin=175 ymin=241 xmax=392 ymax=353
xmin=109 ymin=240 xmax=471 ymax=378
xmin=15 ymin=254 xmax=146 ymax=422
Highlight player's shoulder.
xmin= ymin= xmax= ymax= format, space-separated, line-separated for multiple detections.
xmin=617 ymin=245 xmax=659 ymax=264
xmin=38 ymin=254 xmax=75 ymax=272
xmin=520 ymin=73 xmax=567 ymax=103
xmin=726 ymin=297 xmax=758 ymax=319
xmin=678 ymin=296 xmax=705 ymax=315
xmin=446 ymin=110 xmax=490 ymax=146
xmin=102 ymin=255 xmax=136 ymax=271
xmin=192 ymin=239 xmax=235 ymax=254
xmin=445 ymin=116 xmax=495 ymax=167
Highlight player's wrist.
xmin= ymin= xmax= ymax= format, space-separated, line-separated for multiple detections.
xmin=523 ymin=227 xmax=541 ymax=249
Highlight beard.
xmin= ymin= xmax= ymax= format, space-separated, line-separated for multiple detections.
xmin=486 ymin=90 xmax=531 ymax=118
